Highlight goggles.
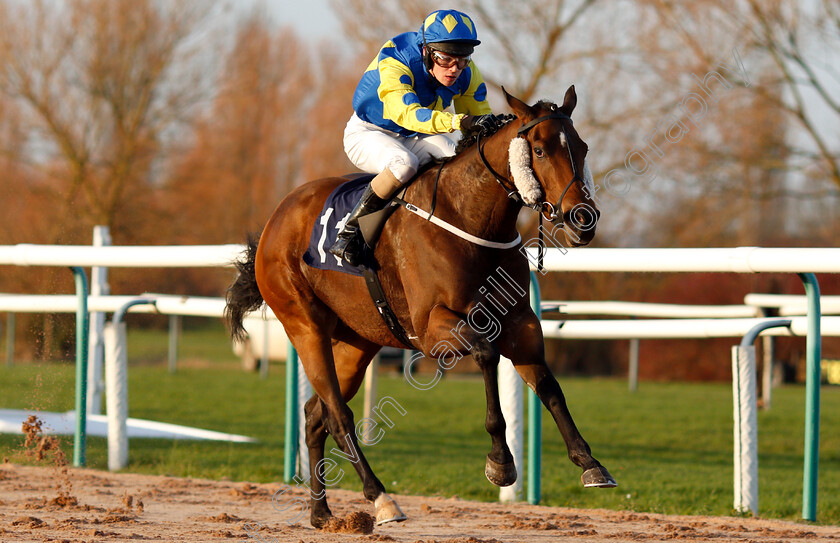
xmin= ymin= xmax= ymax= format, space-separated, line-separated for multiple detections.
xmin=431 ymin=50 xmax=471 ymax=70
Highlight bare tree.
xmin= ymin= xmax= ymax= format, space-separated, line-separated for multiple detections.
xmin=741 ymin=0 xmax=840 ymax=189
xmin=329 ymin=0 xmax=432 ymax=54
xmin=299 ymin=45 xmax=364 ymax=182
xmin=164 ymin=16 xmax=316 ymax=243
xmin=622 ymin=0 xmax=840 ymax=248
xmin=329 ymin=0 xmax=608 ymax=101
xmin=0 ymin=0 xmax=218 ymax=242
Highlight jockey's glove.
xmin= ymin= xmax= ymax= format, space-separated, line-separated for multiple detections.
xmin=460 ymin=114 xmax=501 ymax=135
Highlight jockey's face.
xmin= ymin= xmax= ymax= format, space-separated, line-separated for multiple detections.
xmin=426 ymin=48 xmax=468 ymax=87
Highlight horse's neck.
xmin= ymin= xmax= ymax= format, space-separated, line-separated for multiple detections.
xmin=413 ymin=128 xmax=520 ymax=241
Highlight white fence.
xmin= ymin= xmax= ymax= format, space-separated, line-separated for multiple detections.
xmin=1 ymin=241 xmax=837 ymax=521
xmin=541 ymin=315 xmax=840 ymax=339
xmin=515 ymin=245 xmax=836 ymax=521
xmin=0 ymin=243 xmax=242 ymax=267
xmin=530 ymin=246 xmax=840 ymax=273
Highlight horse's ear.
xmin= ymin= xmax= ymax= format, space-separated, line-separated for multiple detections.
xmin=560 ymin=85 xmax=577 ymax=116
xmin=502 ymin=86 xmax=532 ymax=120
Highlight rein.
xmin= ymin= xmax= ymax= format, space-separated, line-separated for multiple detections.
xmin=476 ymin=135 xmax=524 ymax=206
xmin=394 ymin=112 xmax=583 ymax=255
xmin=394 ymin=147 xmax=521 ymax=250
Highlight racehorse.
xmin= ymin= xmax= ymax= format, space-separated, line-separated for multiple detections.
xmin=225 ymin=87 xmax=616 ymax=529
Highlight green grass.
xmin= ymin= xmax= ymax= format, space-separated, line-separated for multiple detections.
xmin=1 ymin=324 xmax=839 ymax=525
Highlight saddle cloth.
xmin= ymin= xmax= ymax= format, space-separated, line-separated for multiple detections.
xmin=302 ymin=175 xmax=375 ymax=277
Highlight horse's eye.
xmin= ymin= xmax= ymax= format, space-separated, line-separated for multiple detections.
xmin=533 ymin=147 xmax=545 ymax=158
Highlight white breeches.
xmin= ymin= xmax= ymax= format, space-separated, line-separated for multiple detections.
xmin=343 ymin=113 xmax=459 ymax=184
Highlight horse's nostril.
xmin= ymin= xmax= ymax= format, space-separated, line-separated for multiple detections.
xmin=565 ymin=207 xmax=599 ymax=230
xmin=577 ymin=209 xmax=594 ymax=227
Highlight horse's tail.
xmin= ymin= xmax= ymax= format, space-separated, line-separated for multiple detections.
xmin=225 ymin=231 xmax=264 ymax=343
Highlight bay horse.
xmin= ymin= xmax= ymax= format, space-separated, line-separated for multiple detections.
xmin=225 ymin=87 xmax=615 ymax=529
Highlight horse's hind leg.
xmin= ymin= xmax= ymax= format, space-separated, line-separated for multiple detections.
xmin=327 ymin=333 xmax=406 ymax=525
xmin=303 ymin=395 xmax=332 ymax=528
xmin=295 ymin=328 xmax=405 ymax=526
xmin=305 ymin=396 xmax=405 ymax=526
xmin=258 ymin=247 xmax=403 ymax=524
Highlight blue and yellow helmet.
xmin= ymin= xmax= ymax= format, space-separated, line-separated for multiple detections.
xmin=420 ymin=9 xmax=480 ymax=56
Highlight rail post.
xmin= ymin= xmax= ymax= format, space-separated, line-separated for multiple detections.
xmin=70 ymin=267 xmax=89 ymax=467
xmin=528 ymin=271 xmax=542 ymax=504
xmin=168 ymin=315 xmax=180 ymax=374
xmin=284 ymin=341 xmax=299 ymax=482
xmin=5 ymin=313 xmax=14 ymax=367
xmin=732 ymin=319 xmax=791 ymax=516
xmin=105 ymin=298 xmax=157 ymax=471
xmin=87 ymin=225 xmax=111 ymax=415
xmin=798 ymin=273 xmax=821 ymax=521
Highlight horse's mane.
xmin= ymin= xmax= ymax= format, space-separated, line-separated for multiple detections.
xmin=454 ymin=113 xmax=517 ymax=154
xmin=453 ymin=99 xmax=562 ymax=155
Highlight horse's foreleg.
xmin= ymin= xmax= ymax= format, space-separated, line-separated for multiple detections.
xmin=424 ymin=306 xmax=515 ymax=487
xmin=531 ymin=365 xmax=616 ymax=486
xmin=471 ymin=338 xmax=517 ymax=487
xmin=501 ymin=317 xmax=616 ymax=488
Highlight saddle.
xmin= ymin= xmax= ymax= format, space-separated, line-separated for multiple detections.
xmin=302 ymin=174 xmax=414 ymax=347
xmin=302 ymin=174 xmax=399 ymax=277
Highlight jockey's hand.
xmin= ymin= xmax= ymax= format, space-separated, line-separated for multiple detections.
xmin=460 ymin=114 xmax=500 ymax=135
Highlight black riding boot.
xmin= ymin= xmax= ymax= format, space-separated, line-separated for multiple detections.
xmin=330 ymin=184 xmax=389 ymax=266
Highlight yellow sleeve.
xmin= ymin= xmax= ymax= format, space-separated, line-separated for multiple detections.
xmin=378 ymin=57 xmax=458 ymax=134
xmin=453 ymin=61 xmax=492 ymax=116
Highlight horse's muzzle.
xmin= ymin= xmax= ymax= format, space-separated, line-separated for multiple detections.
xmin=562 ymin=206 xmax=599 ymax=247
xmin=564 ymin=206 xmax=600 ymax=230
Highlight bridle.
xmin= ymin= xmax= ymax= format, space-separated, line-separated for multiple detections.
xmin=477 ymin=112 xmax=584 ymax=226
xmin=418 ymin=111 xmax=588 ymax=270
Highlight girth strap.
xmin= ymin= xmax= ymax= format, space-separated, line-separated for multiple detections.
xmin=361 ymin=265 xmax=416 ymax=349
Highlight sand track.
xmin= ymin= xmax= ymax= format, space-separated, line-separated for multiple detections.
xmin=0 ymin=463 xmax=837 ymax=542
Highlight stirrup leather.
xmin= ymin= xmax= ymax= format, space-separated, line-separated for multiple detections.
xmin=329 ymin=184 xmax=388 ymax=266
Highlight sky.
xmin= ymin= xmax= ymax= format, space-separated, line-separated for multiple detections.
xmin=264 ymin=0 xmax=341 ymax=41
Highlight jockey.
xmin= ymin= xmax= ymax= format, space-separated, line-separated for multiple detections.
xmin=331 ymin=8 xmax=500 ymax=266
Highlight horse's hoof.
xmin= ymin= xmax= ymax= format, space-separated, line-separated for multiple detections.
xmin=485 ymin=455 xmax=517 ymax=487
xmin=374 ymin=493 xmax=407 ymax=525
xmin=310 ymin=512 xmax=332 ymax=529
xmin=581 ymin=466 xmax=617 ymax=488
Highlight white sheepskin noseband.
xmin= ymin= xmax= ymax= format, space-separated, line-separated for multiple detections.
xmin=508 ymin=137 xmax=543 ymax=206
